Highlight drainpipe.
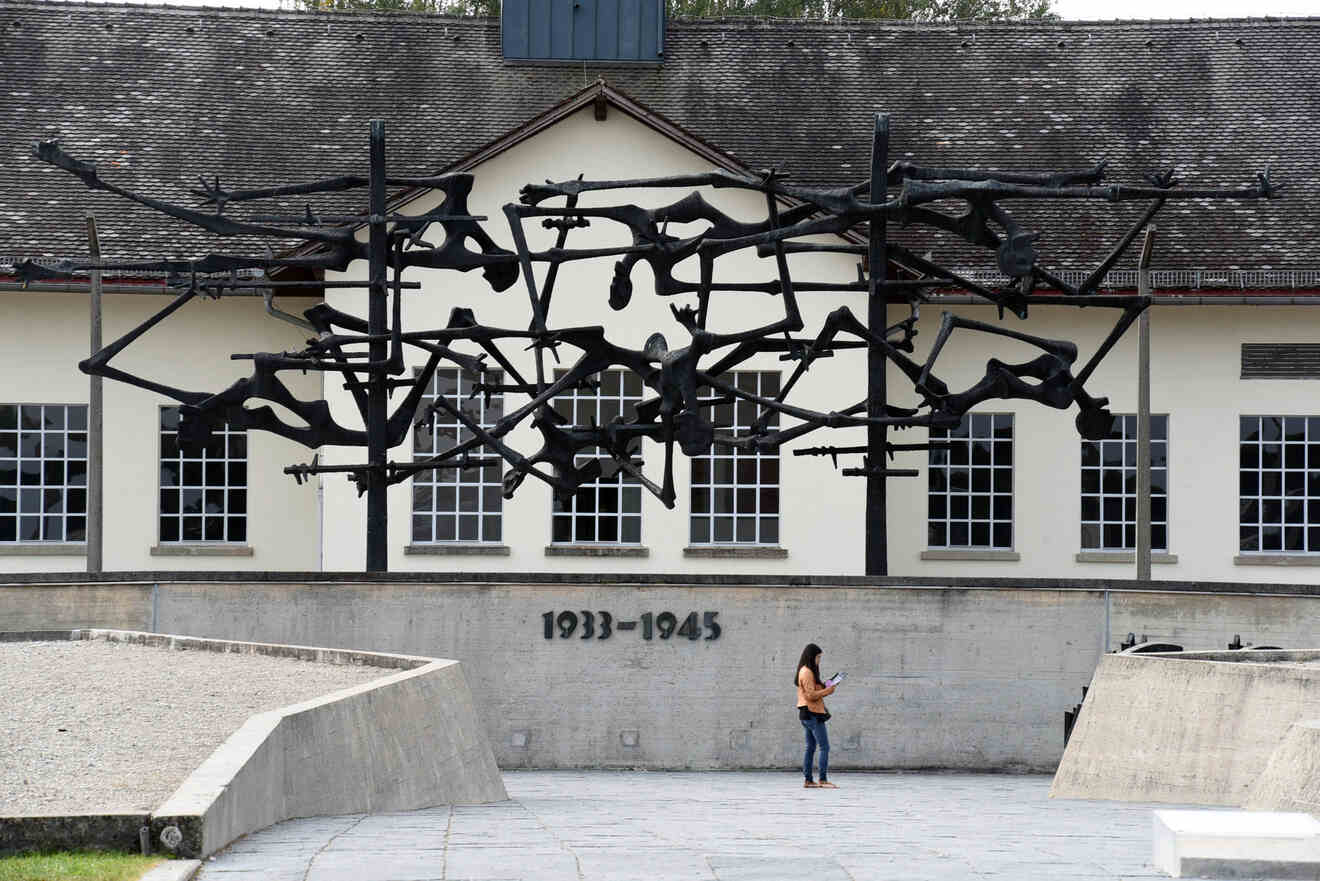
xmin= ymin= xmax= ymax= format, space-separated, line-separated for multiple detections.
xmin=1136 ymin=229 xmax=1155 ymax=582
xmin=86 ymin=217 xmax=103 ymax=575
xmin=317 ymin=474 xmax=325 ymax=573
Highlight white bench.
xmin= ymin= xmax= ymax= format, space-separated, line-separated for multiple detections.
xmin=1153 ymin=810 xmax=1320 ymax=879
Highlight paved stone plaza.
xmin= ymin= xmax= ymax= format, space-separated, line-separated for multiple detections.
xmin=196 ymin=771 xmax=1180 ymax=880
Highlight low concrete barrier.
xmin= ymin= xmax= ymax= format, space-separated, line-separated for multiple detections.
xmin=149 ymin=638 xmax=508 ymax=858
xmin=1052 ymin=650 xmax=1320 ymax=806
xmin=1 ymin=630 xmax=506 ymax=858
xmin=0 ymin=812 xmax=148 ymax=855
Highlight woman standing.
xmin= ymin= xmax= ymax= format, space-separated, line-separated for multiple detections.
xmin=795 ymin=642 xmax=837 ymax=789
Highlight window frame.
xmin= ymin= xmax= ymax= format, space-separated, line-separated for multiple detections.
xmin=689 ymin=370 xmax=781 ymax=546
xmin=1079 ymin=413 xmax=1170 ymax=553
xmin=410 ymin=367 xmax=505 ymax=545
xmin=157 ymin=405 xmax=248 ymax=545
xmin=927 ymin=412 xmax=1015 ymax=552
xmin=1238 ymin=415 xmax=1320 ymax=556
xmin=548 ymin=369 xmax=645 ymax=546
xmin=0 ymin=403 xmax=89 ymax=544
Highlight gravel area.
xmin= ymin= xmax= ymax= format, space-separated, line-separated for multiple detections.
xmin=0 ymin=640 xmax=394 ymax=815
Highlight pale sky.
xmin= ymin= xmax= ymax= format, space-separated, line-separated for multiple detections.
xmin=79 ymin=0 xmax=1319 ymax=18
xmin=1051 ymin=0 xmax=1316 ymax=18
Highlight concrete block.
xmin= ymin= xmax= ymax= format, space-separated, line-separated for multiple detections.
xmin=1052 ymin=651 xmax=1320 ymax=805
xmin=1247 ymin=719 xmax=1320 ymax=813
xmin=1153 ymin=810 xmax=1320 ymax=879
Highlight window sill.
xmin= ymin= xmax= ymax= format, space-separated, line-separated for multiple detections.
xmin=683 ymin=546 xmax=788 ymax=559
xmin=1076 ymin=552 xmax=1179 ymax=564
xmin=150 ymin=544 xmax=253 ymax=557
xmin=0 ymin=543 xmax=87 ymax=556
xmin=545 ymin=545 xmax=649 ymax=558
xmin=1234 ymin=554 xmax=1320 ymax=567
xmin=405 ymin=544 xmax=510 ymax=556
xmin=920 ymin=549 xmax=1020 ymax=562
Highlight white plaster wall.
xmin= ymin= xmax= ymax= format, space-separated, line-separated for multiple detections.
xmin=323 ymin=106 xmax=871 ymax=574
xmin=319 ymin=106 xmax=1320 ymax=580
xmin=881 ymin=303 xmax=1320 ymax=584
xmin=0 ymin=290 xmax=321 ymax=571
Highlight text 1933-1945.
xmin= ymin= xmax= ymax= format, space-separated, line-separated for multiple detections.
xmin=542 ymin=611 xmax=720 ymax=641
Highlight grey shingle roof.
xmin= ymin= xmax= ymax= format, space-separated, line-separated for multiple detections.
xmin=1 ymin=0 xmax=1317 ymax=284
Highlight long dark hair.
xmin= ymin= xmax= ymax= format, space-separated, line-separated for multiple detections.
xmin=795 ymin=643 xmax=823 ymax=687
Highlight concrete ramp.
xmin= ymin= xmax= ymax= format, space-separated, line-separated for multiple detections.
xmin=101 ymin=631 xmax=505 ymax=859
xmin=1051 ymin=650 xmax=1320 ymax=806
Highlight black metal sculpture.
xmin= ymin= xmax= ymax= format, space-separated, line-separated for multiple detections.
xmin=19 ymin=115 xmax=1278 ymax=572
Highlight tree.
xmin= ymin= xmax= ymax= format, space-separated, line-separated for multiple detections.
xmin=668 ymin=0 xmax=1054 ymax=20
xmin=292 ymin=0 xmax=499 ymax=16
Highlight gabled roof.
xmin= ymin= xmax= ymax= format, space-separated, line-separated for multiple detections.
xmin=1 ymin=0 xmax=1317 ymax=288
xmin=445 ymin=79 xmax=754 ymax=179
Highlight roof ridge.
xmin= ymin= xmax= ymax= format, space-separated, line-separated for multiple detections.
xmin=0 ymin=0 xmax=499 ymax=21
xmin=3 ymin=0 xmax=1319 ymax=28
xmin=669 ymin=13 xmax=1320 ymax=28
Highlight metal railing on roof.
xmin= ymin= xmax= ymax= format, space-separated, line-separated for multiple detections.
xmin=0 ymin=256 xmax=262 ymax=282
xmin=3 ymin=257 xmax=1319 ymax=292
xmin=946 ymin=268 xmax=1320 ymax=291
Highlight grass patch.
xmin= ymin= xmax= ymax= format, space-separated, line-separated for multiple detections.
xmin=0 ymin=851 xmax=162 ymax=881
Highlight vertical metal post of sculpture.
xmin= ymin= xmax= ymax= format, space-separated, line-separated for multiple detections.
xmin=86 ymin=215 xmax=103 ymax=575
xmin=366 ymin=121 xmax=389 ymax=572
xmin=865 ymin=113 xmax=890 ymax=577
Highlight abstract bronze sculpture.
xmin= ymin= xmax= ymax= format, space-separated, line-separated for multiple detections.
xmin=20 ymin=115 xmax=1278 ymax=572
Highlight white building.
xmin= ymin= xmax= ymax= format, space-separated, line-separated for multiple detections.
xmin=1 ymin=3 xmax=1317 ymax=582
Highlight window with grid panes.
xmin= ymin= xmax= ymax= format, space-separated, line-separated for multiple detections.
xmin=690 ymin=371 xmax=780 ymax=545
xmin=1239 ymin=416 xmax=1320 ymax=554
xmin=550 ymin=369 xmax=644 ymax=544
xmin=0 ymin=404 xmax=88 ymax=543
xmin=1080 ymin=414 xmax=1168 ymax=552
xmin=928 ymin=413 xmax=1013 ymax=549
xmin=159 ymin=407 xmax=247 ymax=543
xmin=412 ymin=368 xmax=504 ymax=543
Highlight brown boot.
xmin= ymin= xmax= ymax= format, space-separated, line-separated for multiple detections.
xmin=817 ymin=780 xmax=838 ymax=789
xmin=804 ymin=780 xmax=819 ymax=788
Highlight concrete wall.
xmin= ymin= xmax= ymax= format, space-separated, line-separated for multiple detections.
xmin=0 ymin=582 xmax=151 ymax=630
xmin=7 ymin=577 xmax=1320 ymax=772
xmin=1052 ymin=651 xmax=1320 ymax=805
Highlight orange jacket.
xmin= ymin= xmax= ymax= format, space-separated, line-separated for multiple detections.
xmin=796 ymin=665 xmax=835 ymax=714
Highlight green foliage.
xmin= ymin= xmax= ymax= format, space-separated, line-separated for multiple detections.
xmin=294 ymin=0 xmax=500 ymax=15
xmin=670 ymin=0 xmax=1054 ymax=20
xmin=0 ymin=851 xmax=161 ymax=881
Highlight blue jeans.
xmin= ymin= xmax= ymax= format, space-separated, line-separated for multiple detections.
xmin=800 ymin=715 xmax=829 ymax=781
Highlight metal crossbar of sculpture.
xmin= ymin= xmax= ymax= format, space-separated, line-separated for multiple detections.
xmin=19 ymin=115 xmax=1278 ymax=572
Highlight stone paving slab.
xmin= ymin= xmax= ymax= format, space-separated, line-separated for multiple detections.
xmin=196 ymin=771 xmax=1185 ymax=881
